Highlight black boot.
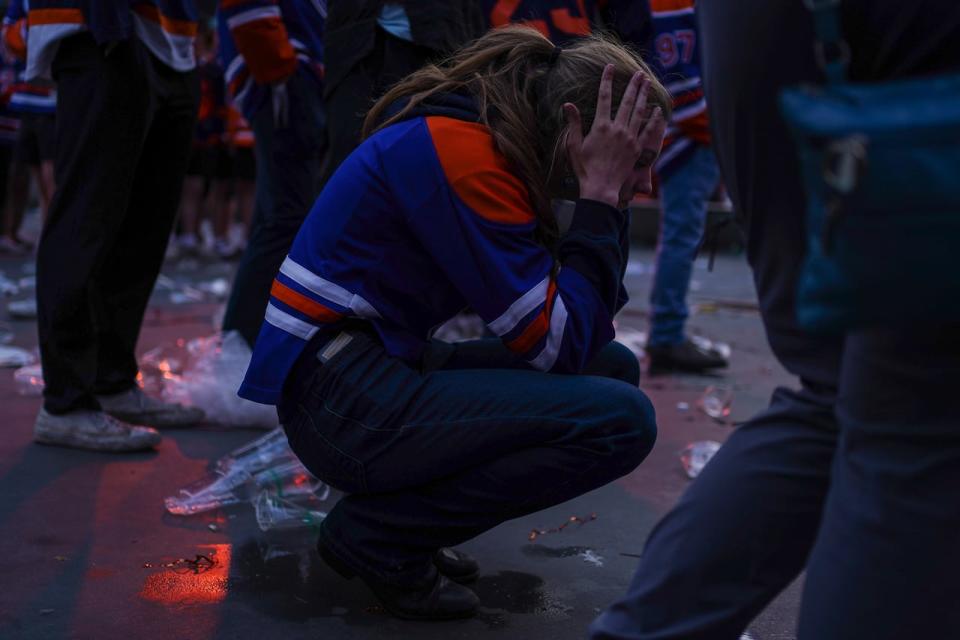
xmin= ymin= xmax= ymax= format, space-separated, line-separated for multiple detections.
xmin=317 ymin=540 xmax=479 ymax=621
xmin=647 ymin=338 xmax=729 ymax=374
xmin=434 ymin=547 xmax=479 ymax=584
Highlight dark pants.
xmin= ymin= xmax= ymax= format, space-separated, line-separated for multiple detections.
xmin=319 ymin=28 xmax=434 ymax=190
xmin=221 ymin=71 xmax=326 ymax=346
xmin=37 ymin=35 xmax=198 ymax=414
xmin=279 ymin=332 xmax=656 ymax=586
xmin=591 ymin=2 xmax=960 ymax=639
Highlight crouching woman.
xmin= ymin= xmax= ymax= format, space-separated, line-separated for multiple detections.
xmin=238 ymin=25 xmax=671 ymax=620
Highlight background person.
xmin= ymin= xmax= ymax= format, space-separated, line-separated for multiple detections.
xmin=643 ymin=0 xmax=727 ymax=373
xmin=590 ymin=1 xmax=960 ymax=638
xmin=30 ymin=0 xmax=206 ymax=452
xmin=216 ymin=0 xmax=327 ymax=347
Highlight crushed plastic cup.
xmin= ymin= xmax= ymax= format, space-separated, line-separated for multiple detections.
xmin=680 ymin=440 xmax=722 ymax=479
xmin=0 ymin=345 xmax=35 ymax=368
xmin=164 ymin=467 xmax=253 ymax=515
xmin=164 ymin=429 xmax=329 ymax=516
xmin=139 ymin=332 xmax=279 ymax=429
xmin=699 ymin=385 xmax=734 ymax=420
xmin=253 ymin=491 xmax=327 ymax=532
xmin=250 ymin=458 xmax=330 ymax=501
xmin=13 ymin=363 xmax=44 ymax=395
xmin=215 ymin=428 xmax=292 ymax=474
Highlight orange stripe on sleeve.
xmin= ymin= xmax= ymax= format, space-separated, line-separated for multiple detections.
xmin=270 ymin=280 xmax=343 ymax=323
xmin=506 ymin=279 xmax=558 ymax=354
xmin=27 ymin=8 xmax=84 ymax=26
xmin=426 ymin=117 xmax=536 ymax=226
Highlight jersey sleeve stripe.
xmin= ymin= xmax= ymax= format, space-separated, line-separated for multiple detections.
xmin=506 ymin=278 xmax=558 ymax=355
xmin=270 ymin=279 xmax=344 ymax=323
xmin=529 ymin=295 xmax=568 ymax=371
xmin=279 ymin=256 xmax=381 ymax=319
xmin=488 ymin=274 xmax=550 ymax=336
xmin=265 ymin=303 xmax=319 ymax=341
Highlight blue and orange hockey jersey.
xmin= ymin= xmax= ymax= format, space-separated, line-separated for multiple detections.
xmin=483 ymin=0 xmax=653 ymax=49
xmin=24 ymin=1 xmax=198 ymax=80
xmin=217 ymin=0 xmax=325 ymax=120
xmin=239 ymin=93 xmax=631 ymax=405
xmin=2 ymin=0 xmax=56 ymax=115
xmin=649 ymin=0 xmax=709 ymax=178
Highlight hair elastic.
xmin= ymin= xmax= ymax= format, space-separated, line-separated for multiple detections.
xmin=549 ymin=45 xmax=563 ymax=66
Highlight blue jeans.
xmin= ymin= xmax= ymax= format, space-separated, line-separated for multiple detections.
xmin=648 ymin=145 xmax=720 ymax=347
xmin=222 ymin=70 xmax=326 ymax=346
xmin=279 ymin=330 xmax=657 ymax=586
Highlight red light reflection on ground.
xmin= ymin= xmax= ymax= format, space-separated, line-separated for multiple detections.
xmin=139 ymin=544 xmax=231 ymax=607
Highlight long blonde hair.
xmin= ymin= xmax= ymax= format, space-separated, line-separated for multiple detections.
xmin=364 ymin=25 xmax=672 ymax=250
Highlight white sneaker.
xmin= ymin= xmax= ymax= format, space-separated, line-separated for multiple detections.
xmin=96 ymin=386 xmax=205 ymax=428
xmin=34 ymin=408 xmax=161 ymax=452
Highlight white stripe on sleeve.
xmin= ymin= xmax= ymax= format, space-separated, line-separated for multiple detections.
xmin=488 ymin=275 xmax=550 ymax=337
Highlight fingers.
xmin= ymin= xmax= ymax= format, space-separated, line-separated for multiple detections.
xmin=616 ymin=71 xmax=644 ymax=129
xmin=629 ymin=76 xmax=652 ymax=136
xmin=563 ymin=102 xmax=584 ymax=166
xmin=638 ymin=106 xmax=667 ymax=151
xmin=596 ymin=64 xmax=614 ymax=123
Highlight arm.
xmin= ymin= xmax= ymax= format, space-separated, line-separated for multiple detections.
xmin=219 ymin=0 xmax=296 ymax=84
xmin=398 ymin=117 xmax=626 ymax=373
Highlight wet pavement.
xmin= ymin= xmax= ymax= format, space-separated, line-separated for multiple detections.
xmin=0 ymin=247 xmax=803 ymax=640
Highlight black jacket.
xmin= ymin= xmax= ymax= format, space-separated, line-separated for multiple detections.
xmin=324 ymin=0 xmax=486 ymax=97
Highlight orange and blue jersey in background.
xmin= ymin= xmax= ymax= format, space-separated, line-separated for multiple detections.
xmin=225 ymin=105 xmax=253 ymax=148
xmin=194 ymin=54 xmax=226 ymax=148
xmin=217 ymin=0 xmax=325 ymax=120
xmin=649 ymin=0 xmax=709 ymax=179
xmin=0 ymin=60 xmax=20 ymax=145
xmin=238 ymin=92 xmax=631 ymax=405
xmin=483 ymin=0 xmax=653 ymax=50
xmin=23 ymin=1 xmax=197 ymax=80
xmin=2 ymin=0 xmax=56 ymax=115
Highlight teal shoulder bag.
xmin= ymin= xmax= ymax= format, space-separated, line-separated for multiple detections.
xmin=779 ymin=0 xmax=960 ymax=332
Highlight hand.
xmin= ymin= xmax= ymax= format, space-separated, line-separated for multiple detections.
xmin=564 ymin=65 xmax=664 ymax=208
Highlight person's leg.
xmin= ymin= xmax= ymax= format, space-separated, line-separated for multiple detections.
xmin=591 ymin=2 xmax=842 ymax=637
xmin=91 ymin=47 xmax=199 ymax=396
xmin=434 ymin=337 xmax=640 ymax=386
xmin=647 ymin=146 xmax=719 ymax=348
xmin=37 ymin=35 xmax=152 ymax=414
xmin=281 ymin=335 xmax=656 ymax=586
xmin=591 ymin=384 xmax=837 ymax=639
xmin=221 ymin=71 xmax=325 ymax=346
xmin=797 ymin=325 xmax=960 ymax=639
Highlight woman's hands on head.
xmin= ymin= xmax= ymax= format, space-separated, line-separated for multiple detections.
xmin=564 ymin=64 xmax=667 ymax=209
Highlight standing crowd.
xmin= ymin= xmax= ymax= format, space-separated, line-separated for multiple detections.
xmin=7 ymin=0 xmax=959 ymax=638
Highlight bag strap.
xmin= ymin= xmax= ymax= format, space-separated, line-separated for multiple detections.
xmin=802 ymin=0 xmax=850 ymax=84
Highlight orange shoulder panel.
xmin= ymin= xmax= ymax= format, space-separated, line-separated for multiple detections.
xmin=426 ymin=117 xmax=535 ymax=226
